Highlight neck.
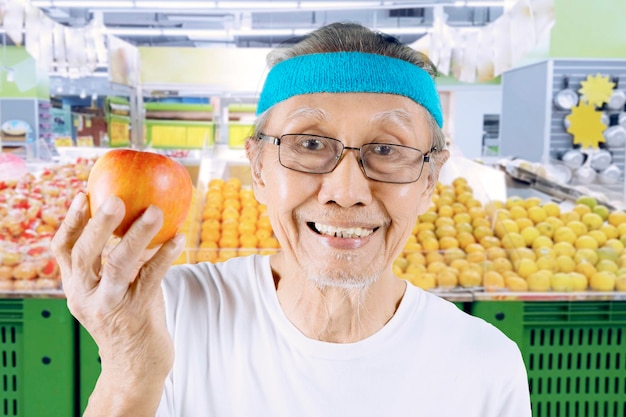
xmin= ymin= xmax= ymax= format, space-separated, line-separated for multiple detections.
xmin=271 ymin=256 xmax=406 ymax=343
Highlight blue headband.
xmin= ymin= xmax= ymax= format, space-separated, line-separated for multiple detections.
xmin=256 ymin=51 xmax=443 ymax=128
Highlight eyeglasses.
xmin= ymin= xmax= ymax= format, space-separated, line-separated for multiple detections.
xmin=258 ymin=133 xmax=435 ymax=184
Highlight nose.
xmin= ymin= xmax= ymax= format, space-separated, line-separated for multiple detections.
xmin=317 ymin=148 xmax=373 ymax=207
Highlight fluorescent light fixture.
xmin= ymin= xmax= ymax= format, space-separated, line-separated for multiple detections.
xmin=135 ymin=1 xmax=213 ymax=8
xmin=298 ymin=1 xmax=380 ymax=8
xmin=53 ymin=0 xmax=134 ymax=6
xmin=216 ymin=1 xmax=298 ymax=8
xmin=378 ymin=27 xmax=429 ymax=35
xmin=235 ymin=28 xmax=294 ymax=37
xmin=162 ymin=28 xmax=231 ymax=40
xmin=107 ymin=27 xmax=163 ymax=36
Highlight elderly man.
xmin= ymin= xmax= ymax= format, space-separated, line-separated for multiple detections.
xmin=53 ymin=22 xmax=531 ymax=417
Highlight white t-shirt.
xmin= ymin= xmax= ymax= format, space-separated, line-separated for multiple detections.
xmin=157 ymin=255 xmax=531 ymax=417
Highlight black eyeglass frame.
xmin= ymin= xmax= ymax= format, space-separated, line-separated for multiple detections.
xmin=257 ymin=133 xmax=437 ymax=184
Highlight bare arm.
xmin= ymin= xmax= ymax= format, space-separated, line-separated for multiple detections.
xmin=51 ymin=193 xmax=185 ymax=416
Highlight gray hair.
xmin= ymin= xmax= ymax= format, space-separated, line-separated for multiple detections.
xmin=250 ymin=22 xmax=447 ymax=175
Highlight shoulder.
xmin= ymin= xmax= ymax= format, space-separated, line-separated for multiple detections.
xmin=161 ymin=255 xmax=270 ymax=308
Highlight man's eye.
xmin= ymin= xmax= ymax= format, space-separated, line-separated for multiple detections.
xmin=373 ymin=145 xmax=394 ymax=156
xmin=301 ymin=139 xmax=325 ymax=151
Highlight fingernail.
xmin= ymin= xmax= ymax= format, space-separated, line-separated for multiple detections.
xmin=69 ymin=193 xmax=86 ymax=212
xmin=142 ymin=205 xmax=161 ymax=223
xmin=173 ymin=233 xmax=186 ymax=248
xmin=102 ymin=196 xmax=119 ymax=215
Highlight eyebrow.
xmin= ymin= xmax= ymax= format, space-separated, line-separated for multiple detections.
xmin=285 ymin=106 xmax=330 ymax=122
xmin=368 ymin=108 xmax=415 ymax=128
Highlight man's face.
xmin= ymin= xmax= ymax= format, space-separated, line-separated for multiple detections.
xmin=251 ymin=92 xmax=442 ymax=289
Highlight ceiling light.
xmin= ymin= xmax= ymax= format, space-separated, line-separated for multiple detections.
xmin=107 ymin=27 xmax=164 ymax=36
xmin=53 ymin=0 xmax=134 ymax=7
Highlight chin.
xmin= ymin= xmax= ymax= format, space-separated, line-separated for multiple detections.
xmin=305 ymin=252 xmax=383 ymax=290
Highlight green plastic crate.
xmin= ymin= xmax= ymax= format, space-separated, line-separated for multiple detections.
xmin=0 ymin=299 xmax=75 ymax=417
xmin=471 ymin=300 xmax=626 ymax=417
xmin=78 ymin=326 xmax=100 ymax=415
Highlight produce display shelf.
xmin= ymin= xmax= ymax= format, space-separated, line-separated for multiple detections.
xmin=471 ymin=299 xmax=626 ymax=417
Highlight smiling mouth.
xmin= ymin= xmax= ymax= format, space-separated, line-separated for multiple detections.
xmin=308 ymin=222 xmax=377 ymax=238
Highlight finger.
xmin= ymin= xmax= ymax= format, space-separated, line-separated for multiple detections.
xmin=98 ymin=205 xmax=164 ymax=298
xmin=51 ymin=193 xmax=89 ymax=281
xmin=72 ymin=195 xmax=126 ymax=289
xmin=135 ymin=233 xmax=186 ymax=294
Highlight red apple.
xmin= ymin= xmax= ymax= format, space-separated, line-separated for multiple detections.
xmin=87 ymin=149 xmax=193 ymax=248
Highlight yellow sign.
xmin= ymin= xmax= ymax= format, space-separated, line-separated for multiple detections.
xmin=565 ymin=102 xmax=606 ymax=148
xmin=578 ymin=74 xmax=615 ymax=108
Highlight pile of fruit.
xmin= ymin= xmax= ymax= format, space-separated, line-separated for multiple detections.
xmin=394 ymin=178 xmax=626 ymax=292
xmin=196 ymin=177 xmax=280 ymax=263
xmin=0 ymin=159 xmax=92 ymax=290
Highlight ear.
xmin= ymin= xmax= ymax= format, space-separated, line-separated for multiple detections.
xmin=245 ymin=138 xmax=268 ymax=204
xmin=417 ymin=149 xmax=450 ymax=214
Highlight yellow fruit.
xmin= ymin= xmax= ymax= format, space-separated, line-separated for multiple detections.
xmin=615 ymin=275 xmax=626 ymax=292
xmin=566 ymin=220 xmax=588 ymax=237
xmin=524 ymin=197 xmax=542 ymax=209
xmin=421 ymin=238 xmax=440 ymax=252
xmin=515 ymin=217 xmax=534 ymax=232
xmin=418 ymin=211 xmax=438 ymax=223
xmin=581 ymin=212 xmax=604 ymax=231
xmin=492 ymin=257 xmax=514 ymax=273
xmin=527 ymin=270 xmax=552 ymax=291
xmin=535 ymin=246 xmax=556 ymax=259
xmin=555 ymin=255 xmax=576 ymax=273
xmin=427 ymin=261 xmax=447 ymax=274
xmin=455 ymin=222 xmax=473 ymax=234
xmin=545 ymin=216 xmax=565 ymax=230
xmin=458 ymin=270 xmax=483 ymax=288
xmin=435 ymin=217 xmax=455 ymax=228
xmin=590 ymin=271 xmax=616 ymax=291
xmin=542 ymin=202 xmax=561 ymax=218
xmin=484 ymin=271 xmax=505 ymax=291
xmin=509 ymin=247 xmax=536 ymax=264
xmin=411 ymin=273 xmax=437 ymax=290
xmin=508 ymin=205 xmax=528 ymax=220
xmin=532 ymin=236 xmax=554 ymax=251
xmin=570 ymin=272 xmax=588 ymax=291
xmin=519 ymin=226 xmax=540 ymax=247
xmin=464 ymin=243 xmax=484 ymax=254
xmin=501 ymin=233 xmax=525 ymax=249
xmin=603 ymin=239 xmax=624 ymax=255
xmin=473 ymin=226 xmax=494 ymax=241
xmin=617 ymin=223 xmax=626 ymax=237
xmin=574 ymin=248 xmax=599 ymax=265
xmin=515 ymin=258 xmax=538 ymax=278
xmin=449 ymin=258 xmax=469 ymax=273
xmin=592 ymin=205 xmax=610 ymax=221
xmin=551 ymin=272 xmax=574 ymax=292
xmin=553 ymin=241 xmax=576 ymax=257
xmin=528 ymin=206 xmax=548 ymax=224
xmin=404 ymin=241 xmax=422 ymax=252
xmin=480 ymin=236 xmax=501 ymax=249
xmin=435 ymin=225 xmax=457 ymax=239
xmin=406 ymin=252 xmax=426 ymax=266
xmin=485 ymin=246 xmax=508 ymax=260
xmin=575 ymin=262 xmax=597 ymax=279
xmin=426 ymin=251 xmax=445 ymax=265
xmin=438 ymin=205 xmax=454 ymax=217
xmin=443 ymin=248 xmax=465 ymax=264
xmin=596 ymin=259 xmax=618 ymax=274
xmin=601 ymin=225 xmax=619 ymax=240
xmin=575 ymin=235 xmax=599 ymax=250
xmin=506 ymin=276 xmax=529 ymax=292
xmin=506 ymin=196 xmax=524 ymax=209
xmin=453 ymin=212 xmax=472 ymax=224
xmin=588 ymin=230 xmax=607 ymax=247
xmin=573 ymin=204 xmax=592 ymax=218
xmin=472 ymin=218 xmax=492 ymax=229
xmin=560 ymin=210 xmax=580 ymax=224
xmin=553 ymin=227 xmax=577 ymax=245
xmin=406 ymin=263 xmax=427 ymax=275
xmin=466 ymin=251 xmax=486 ymax=264
xmin=535 ymin=221 xmax=554 ymax=238
xmin=494 ymin=219 xmax=519 ymax=238
xmin=536 ymin=256 xmax=556 ymax=271
xmin=439 ymin=236 xmax=460 ymax=251
xmin=436 ymin=270 xmax=459 ymax=288
xmin=608 ymin=211 xmax=626 ymax=228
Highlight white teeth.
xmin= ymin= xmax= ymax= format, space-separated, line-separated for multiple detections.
xmin=314 ymin=222 xmax=374 ymax=238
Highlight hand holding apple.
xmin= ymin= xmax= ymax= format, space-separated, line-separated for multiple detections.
xmin=87 ymin=149 xmax=193 ymax=248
